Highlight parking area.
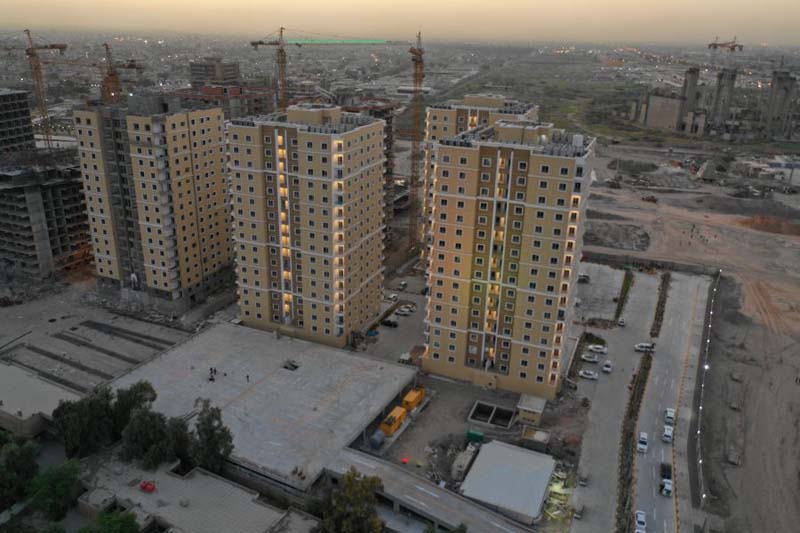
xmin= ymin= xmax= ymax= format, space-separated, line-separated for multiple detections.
xmin=576 ymin=262 xmax=625 ymax=321
xmin=362 ymin=274 xmax=428 ymax=363
xmin=572 ymin=266 xmax=660 ymax=533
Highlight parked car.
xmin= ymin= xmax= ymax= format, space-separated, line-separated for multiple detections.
xmin=398 ymin=281 xmax=408 ymax=291
xmin=581 ymin=353 xmax=599 ymax=363
xmin=577 ymin=274 xmax=591 ymax=284
xmin=637 ymin=432 xmax=649 ymax=453
xmin=664 ymin=407 xmax=676 ymax=425
xmin=399 ymin=304 xmax=416 ymax=313
xmin=395 ymin=308 xmax=411 ymax=317
xmin=587 ymin=344 xmax=608 ymax=354
xmin=602 ymin=360 xmax=614 ymax=373
xmin=662 ymin=425 xmax=674 ymax=443
xmin=635 ymin=510 xmax=647 ymax=530
xmin=579 ymin=370 xmax=599 ymax=380
xmin=634 ymin=342 xmax=655 ymax=353
xmin=387 ymin=293 xmax=399 ymax=302
xmin=381 ymin=319 xmax=398 ymax=328
xmin=617 ymin=318 xmax=626 ymax=327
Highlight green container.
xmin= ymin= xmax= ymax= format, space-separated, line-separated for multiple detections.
xmin=467 ymin=429 xmax=484 ymax=443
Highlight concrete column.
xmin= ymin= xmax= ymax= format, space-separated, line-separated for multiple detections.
xmin=24 ymin=185 xmax=54 ymax=277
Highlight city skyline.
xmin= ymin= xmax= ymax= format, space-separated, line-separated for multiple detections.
xmin=3 ymin=0 xmax=800 ymax=46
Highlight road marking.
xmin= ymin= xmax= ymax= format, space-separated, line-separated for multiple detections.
xmin=661 ymin=449 xmax=664 ymax=462
xmin=404 ymin=495 xmax=428 ymax=508
xmin=414 ymin=485 xmax=440 ymax=498
xmin=653 ymin=508 xmax=657 ymax=520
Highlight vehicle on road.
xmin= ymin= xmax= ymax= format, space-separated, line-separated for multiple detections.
xmin=381 ymin=319 xmax=398 ymax=328
xmin=387 ymin=293 xmax=399 ymax=302
xmin=573 ymin=503 xmax=585 ymax=520
xmin=398 ymin=281 xmax=408 ymax=291
xmin=577 ymin=274 xmax=591 ymax=284
xmin=581 ymin=353 xmax=599 ymax=363
xmin=637 ymin=432 xmax=648 ymax=453
xmin=398 ymin=352 xmax=413 ymax=365
xmin=617 ymin=318 xmax=626 ymax=327
xmin=660 ymin=462 xmax=673 ymax=496
xmin=635 ymin=510 xmax=647 ymax=530
xmin=579 ymin=370 xmax=599 ymax=380
xmin=602 ymin=360 xmax=613 ymax=373
xmin=664 ymin=407 xmax=676 ymax=425
xmin=662 ymin=425 xmax=674 ymax=443
xmin=399 ymin=304 xmax=416 ymax=313
xmin=395 ymin=308 xmax=411 ymax=317
xmin=634 ymin=342 xmax=655 ymax=352
xmin=587 ymin=344 xmax=608 ymax=354
xmin=578 ymin=471 xmax=588 ymax=486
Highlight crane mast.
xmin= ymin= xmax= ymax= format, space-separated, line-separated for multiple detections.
xmin=23 ymin=29 xmax=67 ymax=150
xmin=408 ymin=32 xmax=424 ymax=253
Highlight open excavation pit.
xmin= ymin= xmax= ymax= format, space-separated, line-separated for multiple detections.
xmin=583 ymin=221 xmax=651 ymax=251
xmin=468 ymin=401 xmax=515 ymax=429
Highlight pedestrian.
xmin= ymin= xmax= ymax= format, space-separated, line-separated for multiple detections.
xmin=246 ymin=374 xmax=250 ymax=382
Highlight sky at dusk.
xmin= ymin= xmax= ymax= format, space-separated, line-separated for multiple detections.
xmin=3 ymin=0 xmax=800 ymax=46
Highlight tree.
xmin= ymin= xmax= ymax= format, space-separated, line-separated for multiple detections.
xmin=53 ymin=388 xmax=114 ymax=458
xmin=79 ymin=510 xmax=139 ymax=533
xmin=166 ymin=417 xmax=193 ymax=469
xmin=320 ymin=467 xmax=383 ymax=533
xmin=190 ymin=399 xmax=233 ymax=474
xmin=28 ymin=460 xmax=80 ymax=520
xmin=0 ymin=439 xmax=39 ymax=508
xmin=112 ymin=381 xmax=156 ymax=440
xmin=120 ymin=407 xmax=171 ymax=470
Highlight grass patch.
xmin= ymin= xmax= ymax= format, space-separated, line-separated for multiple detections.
xmin=650 ymin=272 xmax=672 ymax=338
xmin=614 ymin=270 xmax=635 ymax=321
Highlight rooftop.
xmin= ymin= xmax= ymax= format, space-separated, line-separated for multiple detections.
xmin=230 ymin=107 xmax=382 ymax=135
xmin=0 ymin=362 xmax=81 ymax=421
xmin=440 ymin=120 xmax=593 ymax=158
xmin=0 ymin=88 xmax=28 ymax=97
xmin=460 ymin=440 xmax=555 ymax=523
xmin=111 ymin=322 xmax=415 ymax=491
xmin=80 ymin=452 xmax=315 ymax=533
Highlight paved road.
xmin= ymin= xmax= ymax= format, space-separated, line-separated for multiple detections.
xmin=573 ymin=269 xmax=660 ymax=533
xmin=634 ymin=273 xmax=709 ymax=533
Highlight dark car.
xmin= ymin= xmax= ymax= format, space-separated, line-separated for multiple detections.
xmin=381 ymin=319 xmax=399 ymax=328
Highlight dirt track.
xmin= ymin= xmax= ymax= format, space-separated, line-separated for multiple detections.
xmin=587 ymin=184 xmax=800 ymax=533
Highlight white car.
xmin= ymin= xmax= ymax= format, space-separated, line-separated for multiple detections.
xmin=617 ymin=318 xmax=626 ymax=327
xmin=395 ymin=308 xmax=411 ymax=317
xmin=662 ymin=425 xmax=674 ymax=443
xmin=387 ymin=293 xmax=399 ymax=302
xmin=602 ymin=360 xmax=613 ymax=373
xmin=634 ymin=342 xmax=655 ymax=353
xmin=664 ymin=408 xmax=676 ymax=425
xmin=579 ymin=370 xmax=599 ymax=380
xmin=400 ymin=304 xmax=416 ymax=313
xmin=581 ymin=353 xmax=599 ymax=363
xmin=587 ymin=344 xmax=608 ymax=354
xmin=637 ymin=432 xmax=648 ymax=453
xmin=635 ymin=510 xmax=647 ymax=530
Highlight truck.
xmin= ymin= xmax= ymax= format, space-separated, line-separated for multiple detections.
xmin=660 ymin=462 xmax=673 ymax=496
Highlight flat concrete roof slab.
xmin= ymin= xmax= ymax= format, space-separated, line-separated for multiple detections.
xmin=0 ymin=362 xmax=80 ymax=420
xmin=460 ymin=440 xmax=555 ymax=524
xmin=111 ymin=322 xmax=415 ymax=491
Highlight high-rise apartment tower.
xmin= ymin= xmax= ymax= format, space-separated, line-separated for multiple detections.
xmin=422 ymin=117 xmax=594 ymax=398
xmin=228 ymin=103 xmax=385 ymax=347
xmin=0 ymin=89 xmax=35 ymax=153
xmin=73 ymin=96 xmax=231 ymax=312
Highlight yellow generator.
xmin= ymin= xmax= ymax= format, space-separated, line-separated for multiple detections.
xmin=379 ymin=406 xmax=407 ymax=437
xmin=402 ymin=388 xmax=426 ymax=411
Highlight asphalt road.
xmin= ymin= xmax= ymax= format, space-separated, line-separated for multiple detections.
xmin=572 ymin=268 xmax=660 ymax=533
xmin=634 ymin=273 xmax=710 ymax=533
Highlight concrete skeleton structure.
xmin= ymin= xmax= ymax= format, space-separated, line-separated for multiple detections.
xmin=73 ymin=96 xmax=232 ymax=313
xmin=421 ymin=103 xmax=595 ymax=398
xmin=761 ymin=70 xmax=799 ymax=139
xmin=631 ymin=67 xmax=707 ymax=136
xmin=189 ymin=57 xmax=241 ymax=88
xmin=173 ymin=85 xmax=276 ymax=120
xmin=228 ymin=103 xmax=385 ymax=348
xmin=0 ymin=89 xmax=35 ymax=153
xmin=0 ymin=159 xmax=90 ymax=278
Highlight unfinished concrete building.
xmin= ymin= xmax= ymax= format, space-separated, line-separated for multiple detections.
xmin=630 ymin=68 xmax=707 ymax=136
xmin=228 ymin=103 xmax=385 ymax=348
xmin=0 ymin=89 xmax=35 ymax=153
xmin=761 ymin=70 xmax=798 ymax=140
xmin=0 ymin=155 xmax=90 ymax=278
xmin=710 ymin=68 xmax=737 ymax=133
xmin=73 ymin=96 xmax=232 ymax=313
xmin=189 ymin=57 xmax=241 ymax=88
xmin=173 ymin=85 xmax=275 ymax=120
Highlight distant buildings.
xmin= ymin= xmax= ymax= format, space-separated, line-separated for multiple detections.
xmin=173 ymin=85 xmax=275 ymax=120
xmin=228 ymin=103 xmax=385 ymax=347
xmin=189 ymin=57 xmax=241 ymax=88
xmin=0 ymin=156 xmax=90 ymax=279
xmin=0 ymin=89 xmax=35 ymax=153
xmin=421 ymin=105 xmax=594 ymax=398
xmin=73 ymin=96 xmax=231 ymax=312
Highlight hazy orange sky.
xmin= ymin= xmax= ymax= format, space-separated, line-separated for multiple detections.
xmin=3 ymin=0 xmax=800 ymax=45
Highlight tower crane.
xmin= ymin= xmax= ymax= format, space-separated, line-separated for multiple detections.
xmin=0 ymin=30 xmax=67 ymax=150
xmin=708 ymin=37 xmax=743 ymax=68
xmin=407 ymin=32 xmax=424 ymax=253
xmin=100 ymin=43 xmax=144 ymax=104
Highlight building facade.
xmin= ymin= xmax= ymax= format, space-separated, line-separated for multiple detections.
xmin=189 ymin=58 xmax=241 ymax=88
xmin=174 ymin=85 xmax=275 ymax=120
xmin=0 ymin=160 xmax=90 ymax=278
xmin=228 ymin=103 xmax=385 ymax=347
xmin=73 ymin=96 xmax=231 ymax=312
xmin=422 ymin=119 xmax=594 ymax=398
xmin=0 ymin=89 xmax=35 ymax=153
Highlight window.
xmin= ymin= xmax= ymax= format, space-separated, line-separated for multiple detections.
xmin=560 ymin=167 xmax=569 ymax=176
xmin=482 ymin=157 xmax=491 ymax=167
xmin=540 ymin=164 xmax=550 ymax=174
xmin=518 ymin=161 xmax=528 ymax=170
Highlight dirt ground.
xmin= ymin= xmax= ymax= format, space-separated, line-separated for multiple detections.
xmin=586 ymin=181 xmax=800 ymax=533
xmin=584 ymin=220 xmax=650 ymax=251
